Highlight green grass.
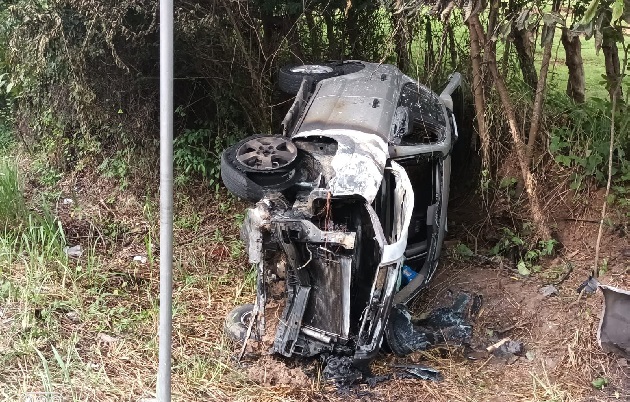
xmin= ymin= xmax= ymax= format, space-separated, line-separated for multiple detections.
xmin=0 ymin=150 xmax=263 ymax=401
xmin=0 ymin=157 xmax=28 ymax=230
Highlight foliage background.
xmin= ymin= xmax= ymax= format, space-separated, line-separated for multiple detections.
xmin=0 ymin=0 xmax=627 ymax=191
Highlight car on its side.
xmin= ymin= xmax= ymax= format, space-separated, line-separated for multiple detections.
xmin=221 ymin=61 xmax=461 ymax=367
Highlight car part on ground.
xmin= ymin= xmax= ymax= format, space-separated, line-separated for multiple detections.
xmin=224 ymin=304 xmax=255 ymax=343
xmin=598 ymin=285 xmax=630 ymax=359
xmin=385 ymin=294 xmax=474 ymax=356
xmin=221 ymin=61 xmax=462 ymax=371
xmin=393 ymin=364 xmax=443 ymax=382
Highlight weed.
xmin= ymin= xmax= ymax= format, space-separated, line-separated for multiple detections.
xmin=591 ymin=377 xmax=609 ymax=390
xmin=452 ymin=242 xmax=474 ymax=260
xmin=175 ymin=211 xmax=202 ymax=231
xmin=229 ymin=239 xmax=244 ymax=259
xmin=233 ymin=213 xmax=245 ymax=227
xmin=598 ymin=258 xmax=609 ymax=277
xmin=498 ymin=176 xmax=518 ymax=199
xmin=548 ymin=96 xmax=630 ymax=195
xmin=489 ymin=226 xmax=557 ymax=276
xmin=98 ymin=149 xmax=131 ymax=189
xmin=0 ymin=158 xmax=26 ymax=226
xmin=0 ymin=122 xmax=13 ymax=151
xmin=173 ymin=121 xmax=244 ymax=189
xmin=143 ymin=196 xmax=157 ymax=265
xmin=33 ymin=159 xmax=63 ymax=187
xmin=212 ymin=228 xmax=224 ymax=243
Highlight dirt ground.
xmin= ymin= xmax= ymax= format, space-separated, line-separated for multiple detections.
xmin=1 ymin=163 xmax=628 ymax=401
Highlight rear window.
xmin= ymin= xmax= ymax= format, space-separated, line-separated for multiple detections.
xmin=398 ymin=83 xmax=445 ymax=126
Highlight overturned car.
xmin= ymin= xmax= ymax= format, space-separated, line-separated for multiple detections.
xmin=221 ymin=61 xmax=462 ymax=367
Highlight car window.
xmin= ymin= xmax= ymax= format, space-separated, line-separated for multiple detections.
xmin=397 ymin=83 xmax=446 ymax=145
xmin=398 ymin=82 xmax=445 ymax=125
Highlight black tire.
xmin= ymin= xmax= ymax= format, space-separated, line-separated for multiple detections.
xmin=220 ymin=136 xmax=300 ymax=202
xmin=225 ymin=304 xmax=255 ymax=343
xmin=278 ymin=64 xmax=339 ymax=95
xmin=326 ymin=60 xmax=366 ymax=75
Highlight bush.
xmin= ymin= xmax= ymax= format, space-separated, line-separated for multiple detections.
xmin=547 ymin=94 xmax=630 ymax=189
xmin=0 ymin=0 xmax=435 ymax=179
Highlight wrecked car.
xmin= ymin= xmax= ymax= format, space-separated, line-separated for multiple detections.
xmin=220 ymin=61 xmax=462 ymax=367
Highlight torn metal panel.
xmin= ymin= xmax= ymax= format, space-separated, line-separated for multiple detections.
xmin=282 ymin=78 xmax=312 ymax=136
xmin=272 ymin=219 xmax=356 ymax=249
xmin=381 ymin=161 xmax=414 ymax=265
xmin=295 ymin=64 xmax=403 ymax=138
xmin=293 ymin=130 xmax=388 ymax=203
xmin=598 ymin=285 xmax=630 ymax=358
xmin=241 ymin=201 xmax=271 ymax=264
xmin=354 ymin=263 xmax=399 ymax=365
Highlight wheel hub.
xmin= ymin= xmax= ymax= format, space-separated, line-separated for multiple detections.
xmin=236 ymin=137 xmax=298 ymax=171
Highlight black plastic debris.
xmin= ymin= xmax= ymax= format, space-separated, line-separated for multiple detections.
xmin=577 ymin=276 xmax=599 ymax=294
xmin=385 ymin=293 xmax=475 ymax=356
xmin=598 ymin=285 xmax=630 ymax=359
xmin=470 ymin=294 xmax=484 ymax=318
xmin=365 ymin=374 xmax=392 ymax=388
xmin=323 ymin=356 xmax=363 ymax=386
xmin=394 ymin=364 xmax=443 ymax=382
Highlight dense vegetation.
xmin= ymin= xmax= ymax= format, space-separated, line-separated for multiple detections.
xmin=0 ymin=0 xmax=628 ymax=227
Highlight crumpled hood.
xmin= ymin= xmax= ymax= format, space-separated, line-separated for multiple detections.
xmin=293 ymin=129 xmax=388 ymax=203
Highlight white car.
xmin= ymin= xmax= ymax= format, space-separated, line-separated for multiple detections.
xmin=221 ymin=61 xmax=461 ymax=367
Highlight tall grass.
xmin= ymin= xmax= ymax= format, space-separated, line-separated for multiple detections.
xmin=0 ymin=157 xmax=67 ymax=278
xmin=0 ymin=158 xmax=26 ymax=228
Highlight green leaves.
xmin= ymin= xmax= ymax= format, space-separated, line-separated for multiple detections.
xmin=592 ymin=377 xmax=609 ymax=389
xmin=517 ymin=260 xmax=531 ymax=276
xmin=581 ymin=0 xmax=601 ymax=25
xmin=611 ymin=0 xmax=625 ymax=23
xmin=577 ymin=0 xmax=626 ymax=34
xmin=453 ymin=242 xmax=474 ymax=260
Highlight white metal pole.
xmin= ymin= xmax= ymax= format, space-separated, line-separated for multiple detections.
xmin=157 ymin=0 xmax=174 ymax=399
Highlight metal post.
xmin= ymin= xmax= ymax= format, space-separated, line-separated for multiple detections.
xmin=157 ymin=0 xmax=173 ymax=400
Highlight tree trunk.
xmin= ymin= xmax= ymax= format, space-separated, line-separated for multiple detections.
xmin=470 ymin=15 xmax=551 ymax=239
xmin=323 ymin=11 xmax=338 ymax=59
xmin=501 ymin=41 xmax=512 ymax=75
xmin=392 ymin=0 xmax=410 ymax=72
xmin=468 ymin=20 xmax=488 ymax=164
xmin=602 ymin=35 xmax=623 ymax=100
xmin=561 ymin=28 xmax=585 ymax=103
xmin=305 ymin=11 xmax=321 ymax=61
xmin=447 ymin=23 xmax=458 ymax=69
xmin=513 ymin=26 xmax=538 ymax=91
xmin=484 ymin=0 xmax=500 ymax=89
xmin=424 ymin=16 xmax=435 ymax=78
xmin=525 ymin=12 xmax=558 ymax=164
